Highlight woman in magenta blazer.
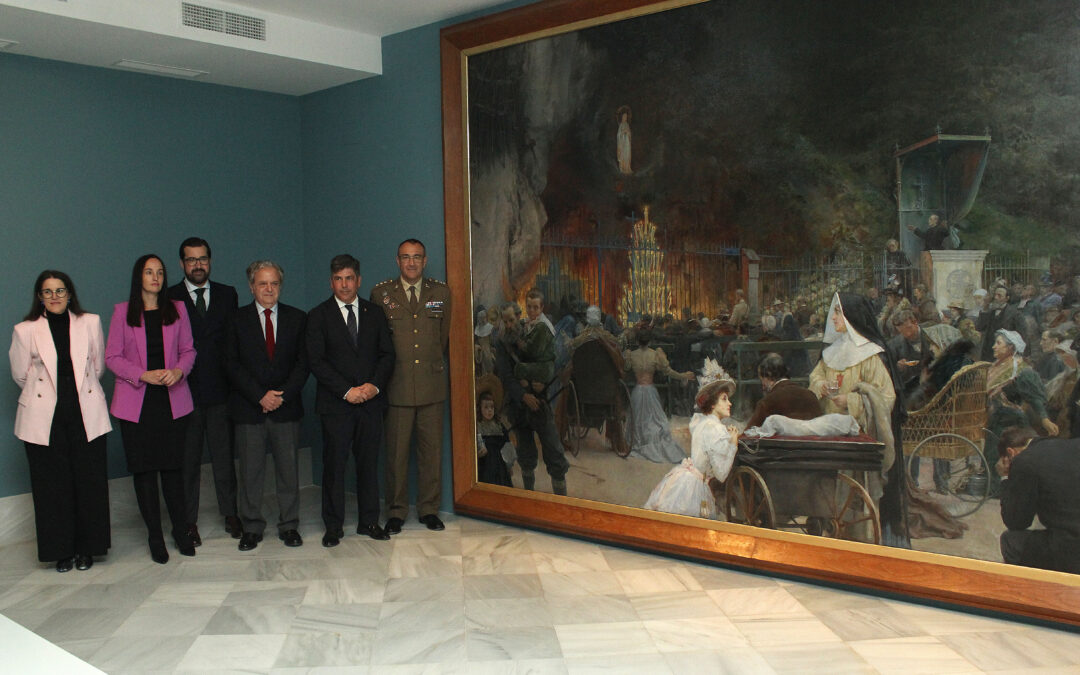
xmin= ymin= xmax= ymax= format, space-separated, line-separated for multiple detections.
xmin=10 ymin=270 xmax=112 ymax=573
xmin=106 ymin=254 xmax=197 ymax=564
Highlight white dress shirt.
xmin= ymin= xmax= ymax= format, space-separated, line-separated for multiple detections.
xmin=184 ymin=278 xmax=211 ymax=308
xmin=333 ymin=296 xmax=377 ymax=396
xmin=256 ymin=302 xmax=278 ymax=339
xmin=335 ymin=296 xmax=357 ymax=324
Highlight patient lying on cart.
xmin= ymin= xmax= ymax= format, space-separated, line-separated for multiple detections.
xmin=742 ymin=413 xmax=861 ymax=438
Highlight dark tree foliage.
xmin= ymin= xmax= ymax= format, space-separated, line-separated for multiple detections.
xmin=471 ymin=0 xmax=1080 ymax=258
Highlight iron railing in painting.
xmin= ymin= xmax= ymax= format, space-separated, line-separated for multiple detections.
xmin=983 ymin=251 xmax=1046 ymax=289
xmin=535 ymin=238 xmax=1048 ymax=327
xmin=535 ymin=234 xmax=741 ymax=326
xmin=757 ymin=251 xmax=879 ymax=315
xmin=758 ymin=249 xmax=1047 ymax=316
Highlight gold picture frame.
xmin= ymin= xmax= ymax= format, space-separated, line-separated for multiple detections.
xmin=440 ymin=0 xmax=1080 ymax=625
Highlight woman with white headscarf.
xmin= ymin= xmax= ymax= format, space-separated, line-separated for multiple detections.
xmin=809 ymin=292 xmax=909 ymax=547
xmin=987 ymin=328 xmax=1057 ymax=495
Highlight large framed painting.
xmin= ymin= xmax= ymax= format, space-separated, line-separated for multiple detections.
xmin=441 ymin=0 xmax=1080 ymax=624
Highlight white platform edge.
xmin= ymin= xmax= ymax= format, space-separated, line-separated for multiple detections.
xmin=0 ymin=613 xmax=105 ymax=674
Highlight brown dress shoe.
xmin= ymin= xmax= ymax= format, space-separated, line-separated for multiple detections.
xmin=187 ymin=523 xmax=202 ymax=547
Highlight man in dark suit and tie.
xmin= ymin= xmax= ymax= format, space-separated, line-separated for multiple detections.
xmin=307 ymin=254 xmax=395 ymax=546
xmin=371 ymin=239 xmax=452 ymax=534
xmin=168 ymin=237 xmax=240 ymax=545
xmin=225 ymin=260 xmax=309 ymax=551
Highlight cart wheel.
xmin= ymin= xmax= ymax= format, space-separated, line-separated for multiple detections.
xmin=724 ymin=467 xmax=776 ymax=529
xmin=823 ymin=473 xmax=881 ymax=545
xmin=906 ymin=432 xmax=989 ymax=517
xmin=562 ymin=383 xmax=580 ymax=457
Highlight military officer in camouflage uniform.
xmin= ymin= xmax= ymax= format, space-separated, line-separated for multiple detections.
xmin=371 ymin=239 xmax=451 ymax=533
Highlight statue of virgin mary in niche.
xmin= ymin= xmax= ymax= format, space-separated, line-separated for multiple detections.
xmin=616 ymin=105 xmax=632 ymax=175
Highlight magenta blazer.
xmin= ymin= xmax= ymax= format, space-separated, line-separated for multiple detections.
xmin=105 ymin=300 xmax=196 ymax=423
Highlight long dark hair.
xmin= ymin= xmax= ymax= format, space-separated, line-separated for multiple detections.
xmin=25 ymin=269 xmax=85 ymax=321
xmin=126 ymin=254 xmax=179 ymax=327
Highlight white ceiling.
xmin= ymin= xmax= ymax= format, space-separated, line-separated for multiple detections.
xmin=224 ymin=0 xmax=506 ymax=37
xmin=0 ymin=0 xmax=512 ymax=95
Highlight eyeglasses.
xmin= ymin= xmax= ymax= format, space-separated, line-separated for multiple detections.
xmin=398 ymin=254 xmax=425 ymax=262
xmin=183 ymin=256 xmax=210 ymax=265
xmin=39 ymin=288 xmax=69 ymax=299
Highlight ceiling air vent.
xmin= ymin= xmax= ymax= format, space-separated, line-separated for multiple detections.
xmin=182 ymin=2 xmax=266 ymax=41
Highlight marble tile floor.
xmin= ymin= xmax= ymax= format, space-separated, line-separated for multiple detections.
xmin=2 ymin=485 xmax=1079 ymax=674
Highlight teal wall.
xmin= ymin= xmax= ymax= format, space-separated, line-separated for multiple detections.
xmin=0 ymin=1 xmax=526 ymax=505
xmin=0 ymin=54 xmax=304 ymax=496
xmin=299 ymin=21 xmax=454 ymax=505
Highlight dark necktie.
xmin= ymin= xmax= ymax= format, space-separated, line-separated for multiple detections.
xmin=409 ymin=286 xmax=418 ymax=311
xmin=264 ymin=308 xmax=275 ymax=360
xmin=194 ymin=287 xmax=207 ymax=318
xmin=345 ymin=303 xmax=358 ymax=346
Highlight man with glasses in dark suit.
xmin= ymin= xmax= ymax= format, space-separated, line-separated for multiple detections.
xmin=168 ymin=237 xmax=240 ymax=546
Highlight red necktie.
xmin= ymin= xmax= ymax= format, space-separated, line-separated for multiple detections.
xmin=264 ymin=308 xmax=275 ymax=360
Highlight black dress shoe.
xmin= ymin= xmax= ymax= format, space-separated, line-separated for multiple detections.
xmin=238 ymin=532 xmax=263 ymax=551
xmin=225 ymin=515 xmax=243 ymax=539
xmin=278 ymin=530 xmax=303 ymax=547
xmin=322 ymin=531 xmax=341 ymax=548
xmin=55 ymin=557 xmax=74 ymax=573
xmin=384 ymin=517 xmax=404 ymax=535
xmin=149 ymin=537 xmax=169 ymax=564
xmin=419 ymin=514 xmax=445 ymax=531
xmin=358 ymin=523 xmax=390 ymax=541
xmin=74 ymin=554 xmax=93 ymax=571
xmin=187 ymin=523 xmax=202 ymax=547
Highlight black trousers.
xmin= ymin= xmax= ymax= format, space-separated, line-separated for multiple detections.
xmin=320 ymin=405 xmax=382 ymax=531
xmin=25 ymin=427 xmax=110 ymax=562
xmin=182 ymin=402 xmax=237 ymax=523
xmin=132 ymin=468 xmax=190 ymax=546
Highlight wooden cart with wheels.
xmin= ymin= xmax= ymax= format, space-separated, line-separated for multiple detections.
xmin=725 ymin=435 xmax=884 ymax=545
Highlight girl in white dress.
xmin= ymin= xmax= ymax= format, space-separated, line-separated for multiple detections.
xmin=644 ymin=361 xmax=739 ymax=518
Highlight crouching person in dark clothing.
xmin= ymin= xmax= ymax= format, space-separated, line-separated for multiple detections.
xmin=997 ymin=426 xmax=1080 ymax=574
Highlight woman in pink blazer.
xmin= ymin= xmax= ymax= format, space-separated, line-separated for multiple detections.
xmin=10 ymin=270 xmax=112 ymax=573
xmin=106 ymin=254 xmax=197 ymax=564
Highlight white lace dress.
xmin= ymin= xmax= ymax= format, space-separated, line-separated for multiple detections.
xmin=643 ymin=413 xmax=736 ymax=518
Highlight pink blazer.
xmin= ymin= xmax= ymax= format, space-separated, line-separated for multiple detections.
xmin=105 ymin=300 xmax=196 ymax=423
xmin=9 ymin=312 xmax=112 ymax=446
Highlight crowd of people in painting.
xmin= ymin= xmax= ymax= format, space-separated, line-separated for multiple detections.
xmin=476 ymin=271 xmax=1080 ymax=574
